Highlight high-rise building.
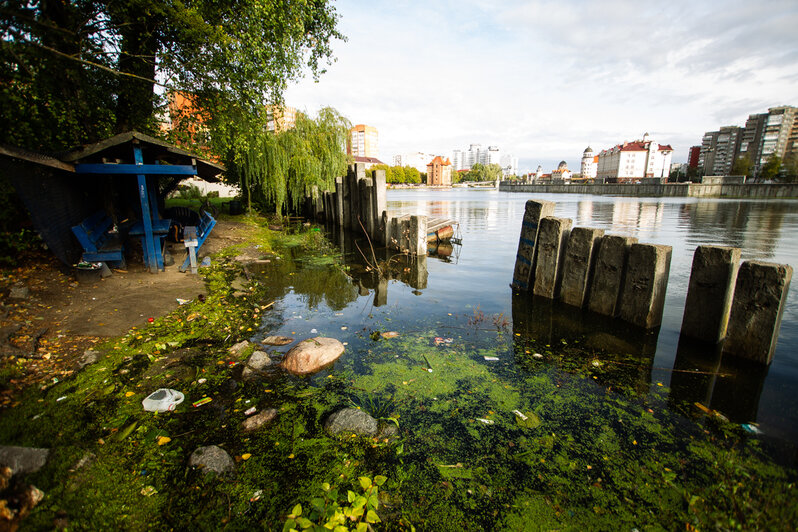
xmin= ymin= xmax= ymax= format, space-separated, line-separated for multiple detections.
xmin=698 ymin=131 xmax=719 ymax=175
xmin=348 ymin=124 xmax=379 ymax=158
xmin=760 ymin=106 xmax=797 ymax=165
xmin=500 ymin=154 xmax=519 ymax=176
xmin=688 ymin=146 xmax=701 ymax=168
xmin=702 ymin=126 xmax=743 ymax=176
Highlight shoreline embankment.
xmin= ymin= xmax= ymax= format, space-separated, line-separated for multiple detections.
xmin=499 ymin=181 xmax=798 ymax=199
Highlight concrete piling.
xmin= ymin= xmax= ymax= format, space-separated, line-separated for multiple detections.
xmin=559 ymin=227 xmax=605 ymax=308
xmin=723 ymin=261 xmax=793 ymax=365
xmin=680 ymin=246 xmax=741 ymax=343
xmin=372 ymin=170 xmax=387 ymax=243
xmin=410 ymin=215 xmax=427 ymax=256
xmin=532 ymin=217 xmax=573 ymax=299
xmin=618 ymin=243 xmax=672 ymax=329
xmin=511 ymin=200 xmax=555 ymax=291
xmin=334 ymin=177 xmax=343 ymax=226
xmin=588 ymin=234 xmax=638 ymax=317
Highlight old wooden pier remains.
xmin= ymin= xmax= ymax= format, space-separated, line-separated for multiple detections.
xmin=512 ymin=199 xmax=793 ymax=365
xmin=304 ymin=162 xmax=457 ymax=255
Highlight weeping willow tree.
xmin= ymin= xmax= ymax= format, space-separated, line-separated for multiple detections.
xmin=213 ymin=106 xmax=350 ymax=214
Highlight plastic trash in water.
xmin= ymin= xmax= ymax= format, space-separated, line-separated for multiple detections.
xmin=476 ymin=418 xmax=495 ymax=425
xmin=200 ymin=257 xmax=211 ymax=267
xmin=176 ymin=298 xmax=192 ymax=305
xmin=192 ymin=397 xmax=212 ymax=408
xmin=741 ymin=423 xmax=762 ymax=435
xmin=142 ymin=388 xmax=185 ymax=412
xmin=513 ymin=410 xmax=528 ymax=421
xmin=483 ymin=356 xmax=499 ymax=361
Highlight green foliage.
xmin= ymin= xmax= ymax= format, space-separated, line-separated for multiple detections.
xmin=368 ymin=165 xmax=421 ymax=184
xmin=1 ymin=0 xmax=343 ymax=147
xmin=760 ymin=154 xmax=782 ymax=181
xmin=283 ymin=476 xmax=385 ymax=532
xmin=731 ymin=153 xmax=753 ymax=177
xmin=460 ymin=163 xmax=503 ymax=182
xmin=217 ymin=107 xmax=350 ymax=214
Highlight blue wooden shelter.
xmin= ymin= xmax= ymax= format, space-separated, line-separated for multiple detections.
xmin=1 ymin=131 xmax=225 ymax=272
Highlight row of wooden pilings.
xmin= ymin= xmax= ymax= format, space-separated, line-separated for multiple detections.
xmin=511 ymin=199 xmax=793 ymax=365
xmin=305 ymin=163 xmax=427 ymax=255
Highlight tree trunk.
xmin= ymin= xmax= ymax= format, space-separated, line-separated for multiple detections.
xmin=115 ymin=23 xmax=158 ymax=133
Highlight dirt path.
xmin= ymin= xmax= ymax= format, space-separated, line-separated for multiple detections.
xmin=0 ymin=220 xmax=256 ymax=397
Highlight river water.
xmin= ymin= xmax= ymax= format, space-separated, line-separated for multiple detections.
xmin=384 ymin=188 xmax=798 ymax=446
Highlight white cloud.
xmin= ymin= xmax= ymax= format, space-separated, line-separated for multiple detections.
xmin=285 ymin=0 xmax=798 ymax=172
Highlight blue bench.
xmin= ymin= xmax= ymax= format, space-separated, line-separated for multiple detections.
xmin=179 ymin=211 xmax=216 ymax=272
xmin=71 ymin=211 xmax=125 ymax=265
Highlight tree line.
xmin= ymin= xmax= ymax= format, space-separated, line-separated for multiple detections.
xmin=1 ymin=0 xmax=347 ymax=213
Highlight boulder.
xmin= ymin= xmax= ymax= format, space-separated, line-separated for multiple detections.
xmin=228 ymin=340 xmax=251 ymax=357
xmin=261 ymin=335 xmax=295 ymax=346
xmin=0 ymin=446 xmax=49 ymax=475
xmin=188 ymin=445 xmax=234 ymax=476
xmin=9 ymin=284 xmax=30 ymax=300
xmin=241 ymin=408 xmax=278 ymax=432
xmin=78 ymin=350 xmax=101 ymax=369
xmin=281 ymin=337 xmax=344 ymax=375
xmin=241 ymin=351 xmax=273 ymax=379
xmin=324 ymin=408 xmax=378 ymax=437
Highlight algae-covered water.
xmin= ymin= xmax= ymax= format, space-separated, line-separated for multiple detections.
xmin=4 ymin=198 xmax=797 ymax=530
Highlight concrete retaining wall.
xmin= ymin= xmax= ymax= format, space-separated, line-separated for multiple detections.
xmin=499 ymin=181 xmax=798 ymax=198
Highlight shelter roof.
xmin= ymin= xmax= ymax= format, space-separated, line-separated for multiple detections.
xmin=61 ymin=131 xmax=225 ymax=181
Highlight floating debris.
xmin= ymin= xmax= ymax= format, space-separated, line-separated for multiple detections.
xmin=476 ymin=418 xmax=495 ymax=425
xmin=484 ymin=356 xmax=499 ymax=361
xmin=192 ymin=397 xmax=212 ymax=408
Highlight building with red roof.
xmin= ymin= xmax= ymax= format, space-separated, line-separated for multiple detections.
xmin=426 ymin=156 xmax=452 ymax=186
xmin=596 ymin=133 xmax=673 ymax=182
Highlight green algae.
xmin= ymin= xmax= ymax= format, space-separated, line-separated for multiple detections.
xmin=0 ymin=219 xmax=795 ymax=531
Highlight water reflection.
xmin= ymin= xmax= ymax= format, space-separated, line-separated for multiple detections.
xmin=669 ymin=336 xmax=769 ymax=423
xmin=511 ymin=294 xmax=658 ymax=395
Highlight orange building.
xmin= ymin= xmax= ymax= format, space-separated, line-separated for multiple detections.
xmin=348 ymin=124 xmax=379 ymax=157
xmin=426 ymin=156 xmax=452 ymax=186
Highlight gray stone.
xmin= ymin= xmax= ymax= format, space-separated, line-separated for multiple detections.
xmin=559 ymin=227 xmax=605 ymax=308
xmin=78 ymin=349 xmax=101 ymax=369
xmin=377 ymin=422 xmax=400 ymax=442
xmin=512 ymin=200 xmax=556 ymax=291
xmin=619 ymin=244 xmax=672 ymax=329
xmin=0 ymin=446 xmax=49 ymax=475
xmin=681 ymin=246 xmax=741 ymax=343
xmin=588 ymin=235 xmax=638 ymax=317
xmin=9 ymin=283 xmax=30 ymax=300
xmin=241 ymin=350 xmax=273 ymax=379
xmin=724 ymin=261 xmax=792 ymax=365
xmin=532 ymin=217 xmax=573 ymax=299
xmin=261 ymin=335 xmax=294 ymax=346
xmin=228 ymin=340 xmax=251 ymax=357
xmin=281 ymin=337 xmax=345 ymax=375
xmin=188 ymin=445 xmax=234 ymax=476
xmin=324 ymin=408 xmax=378 ymax=437
xmin=241 ymin=408 xmax=278 ymax=432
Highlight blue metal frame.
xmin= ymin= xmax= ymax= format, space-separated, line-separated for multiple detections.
xmin=75 ymin=163 xmax=197 ymax=175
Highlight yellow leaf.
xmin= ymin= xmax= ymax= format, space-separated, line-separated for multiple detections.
xmin=241 ymin=453 xmax=251 ymax=460
xmin=157 ymin=436 xmax=171 ymax=446
xmin=125 ymin=391 xmax=135 ymax=397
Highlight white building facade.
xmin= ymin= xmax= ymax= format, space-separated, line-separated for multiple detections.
xmin=580 ymin=147 xmax=597 ymax=179
xmin=393 ymin=152 xmax=438 ymax=174
xmin=596 ymin=134 xmax=673 ymax=182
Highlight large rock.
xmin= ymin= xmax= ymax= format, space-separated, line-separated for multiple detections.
xmin=241 ymin=351 xmax=273 ymax=379
xmin=324 ymin=408 xmax=378 ymax=437
xmin=241 ymin=408 xmax=278 ymax=432
xmin=188 ymin=445 xmax=234 ymax=476
xmin=9 ymin=283 xmax=30 ymax=300
xmin=0 ymin=446 xmax=49 ymax=475
xmin=281 ymin=337 xmax=345 ymax=375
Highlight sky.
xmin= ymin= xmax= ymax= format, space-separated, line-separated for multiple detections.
xmin=284 ymin=0 xmax=798 ymax=174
